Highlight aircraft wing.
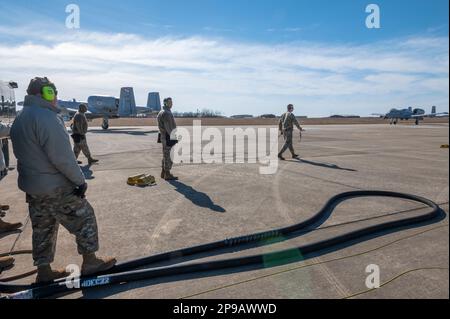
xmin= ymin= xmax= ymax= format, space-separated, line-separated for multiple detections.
xmin=136 ymin=106 xmax=159 ymax=115
xmin=411 ymin=112 xmax=449 ymax=118
xmin=83 ymin=111 xmax=106 ymax=120
xmin=62 ymin=107 xmax=93 ymax=116
xmin=371 ymin=113 xmax=386 ymax=117
xmin=57 ymin=106 xmax=77 ymax=120
xmin=64 ymin=107 xmax=78 ymax=116
xmin=59 ymin=106 xmax=96 ymax=120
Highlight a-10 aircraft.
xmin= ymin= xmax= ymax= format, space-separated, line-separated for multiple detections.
xmin=58 ymin=87 xmax=162 ymax=129
xmin=372 ymin=106 xmax=449 ymax=125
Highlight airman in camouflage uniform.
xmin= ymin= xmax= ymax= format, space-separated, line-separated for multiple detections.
xmin=72 ymin=104 xmax=99 ymax=165
xmin=157 ymin=97 xmax=178 ymax=181
xmin=278 ymin=104 xmax=304 ymax=160
xmin=10 ymin=77 xmax=115 ymax=283
xmin=27 ymin=187 xmax=99 ymax=267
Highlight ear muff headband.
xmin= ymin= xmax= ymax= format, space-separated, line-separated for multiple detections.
xmin=41 ymin=86 xmax=56 ymax=102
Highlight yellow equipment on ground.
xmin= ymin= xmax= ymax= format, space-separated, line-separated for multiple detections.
xmin=127 ymin=174 xmax=156 ymax=187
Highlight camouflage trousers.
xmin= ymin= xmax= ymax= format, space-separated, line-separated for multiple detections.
xmin=279 ymin=129 xmax=295 ymax=155
xmin=26 ymin=188 xmax=99 ymax=266
xmin=161 ymin=140 xmax=173 ymax=171
xmin=74 ymin=136 xmax=92 ymax=159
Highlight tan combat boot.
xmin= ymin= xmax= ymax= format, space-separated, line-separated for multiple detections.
xmin=36 ymin=265 xmax=70 ymax=283
xmin=164 ymin=171 xmax=178 ymax=181
xmin=0 ymin=256 xmax=14 ymax=269
xmin=0 ymin=205 xmax=10 ymax=211
xmin=81 ymin=253 xmax=116 ymax=276
xmin=0 ymin=219 xmax=23 ymax=234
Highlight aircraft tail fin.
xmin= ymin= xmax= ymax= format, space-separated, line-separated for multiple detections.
xmin=432 ymin=106 xmax=436 ymax=115
xmin=147 ymin=92 xmax=162 ymax=111
xmin=118 ymin=87 xmax=137 ymax=117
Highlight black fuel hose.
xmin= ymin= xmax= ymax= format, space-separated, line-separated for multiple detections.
xmin=0 ymin=191 xmax=444 ymax=299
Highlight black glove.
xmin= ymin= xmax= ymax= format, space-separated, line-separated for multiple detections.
xmin=74 ymin=183 xmax=88 ymax=198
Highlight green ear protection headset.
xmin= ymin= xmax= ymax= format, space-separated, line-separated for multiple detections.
xmin=41 ymin=85 xmax=57 ymax=102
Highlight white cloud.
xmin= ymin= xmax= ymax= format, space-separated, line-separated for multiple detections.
xmin=0 ymin=25 xmax=448 ymax=116
xmin=284 ymin=27 xmax=303 ymax=32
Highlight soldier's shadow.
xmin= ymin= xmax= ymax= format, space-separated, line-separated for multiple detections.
xmin=0 ymin=229 xmax=22 ymax=240
xmin=168 ymin=180 xmax=226 ymax=213
xmin=89 ymin=129 xmax=159 ymax=136
xmin=293 ymin=158 xmax=357 ymax=172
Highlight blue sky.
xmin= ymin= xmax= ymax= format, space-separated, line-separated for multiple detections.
xmin=2 ymin=0 xmax=449 ymax=43
xmin=0 ymin=0 xmax=448 ymax=116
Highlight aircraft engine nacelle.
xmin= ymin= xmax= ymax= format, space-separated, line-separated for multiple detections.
xmin=87 ymin=96 xmax=118 ymax=115
xmin=413 ymin=108 xmax=425 ymax=116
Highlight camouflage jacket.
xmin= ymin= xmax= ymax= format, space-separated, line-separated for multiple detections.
xmin=10 ymin=95 xmax=85 ymax=195
xmin=72 ymin=112 xmax=88 ymax=135
xmin=279 ymin=112 xmax=301 ymax=131
xmin=157 ymin=107 xmax=177 ymax=136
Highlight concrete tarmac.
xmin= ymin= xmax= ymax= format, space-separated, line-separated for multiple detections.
xmin=0 ymin=123 xmax=448 ymax=299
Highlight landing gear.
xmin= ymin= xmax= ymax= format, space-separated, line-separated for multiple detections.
xmin=102 ymin=118 xmax=109 ymax=130
xmin=415 ymin=118 xmax=420 ymax=126
xmin=389 ymin=119 xmax=398 ymax=125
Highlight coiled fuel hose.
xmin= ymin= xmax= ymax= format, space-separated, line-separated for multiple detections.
xmin=0 ymin=190 xmax=444 ymax=299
